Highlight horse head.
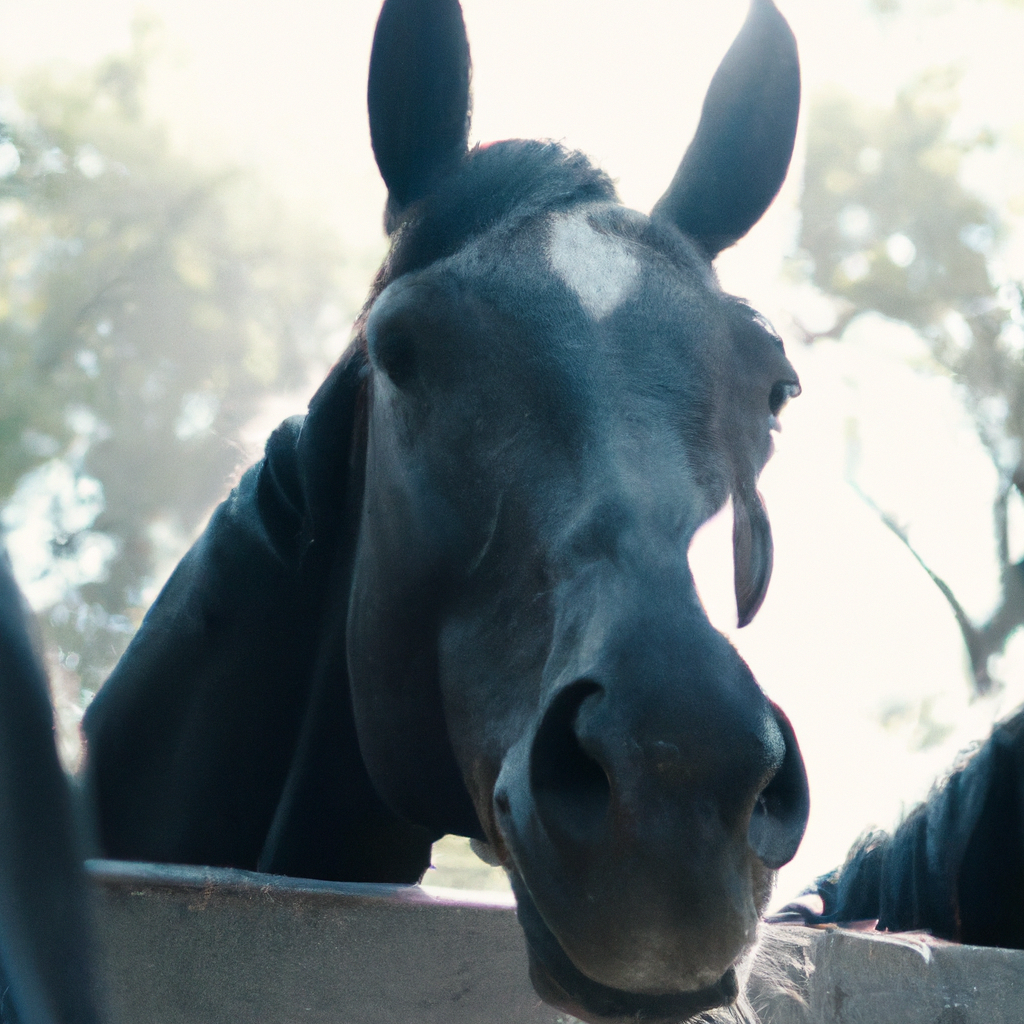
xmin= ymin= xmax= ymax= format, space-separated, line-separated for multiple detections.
xmin=345 ymin=0 xmax=808 ymax=1018
xmin=82 ymin=3 xmax=808 ymax=1022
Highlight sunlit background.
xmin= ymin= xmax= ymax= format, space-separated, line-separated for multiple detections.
xmin=3 ymin=0 xmax=1024 ymax=908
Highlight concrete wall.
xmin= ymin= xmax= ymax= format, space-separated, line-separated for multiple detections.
xmin=83 ymin=861 xmax=1024 ymax=1024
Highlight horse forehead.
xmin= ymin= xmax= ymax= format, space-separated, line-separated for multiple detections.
xmin=543 ymin=212 xmax=642 ymax=321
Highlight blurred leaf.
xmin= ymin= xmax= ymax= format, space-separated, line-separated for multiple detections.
xmin=800 ymin=73 xmax=1024 ymax=694
xmin=0 ymin=32 xmax=355 ymax=692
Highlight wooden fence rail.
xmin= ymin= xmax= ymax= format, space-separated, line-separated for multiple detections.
xmin=83 ymin=861 xmax=1024 ymax=1024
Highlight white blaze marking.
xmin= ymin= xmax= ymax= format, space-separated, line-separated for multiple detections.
xmin=547 ymin=214 xmax=639 ymax=320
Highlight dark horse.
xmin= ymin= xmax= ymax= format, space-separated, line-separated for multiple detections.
xmin=777 ymin=703 xmax=1024 ymax=951
xmin=4 ymin=1 xmax=813 ymax=1022
xmin=0 ymin=552 xmax=100 ymax=1024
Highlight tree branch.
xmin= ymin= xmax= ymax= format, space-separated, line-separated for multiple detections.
xmin=847 ymin=476 xmax=997 ymax=696
xmin=789 ymin=307 xmax=859 ymax=346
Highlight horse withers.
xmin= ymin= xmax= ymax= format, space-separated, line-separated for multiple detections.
xmin=77 ymin=1 xmax=808 ymax=1022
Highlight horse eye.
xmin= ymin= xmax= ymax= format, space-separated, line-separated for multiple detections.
xmin=769 ymin=380 xmax=800 ymax=417
xmin=369 ymin=325 xmax=418 ymax=388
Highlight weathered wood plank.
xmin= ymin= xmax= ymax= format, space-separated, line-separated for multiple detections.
xmin=86 ymin=861 xmax=564 ymax=1024
xmin=84 ymin=862 xmax=1024 ymax=1024
xmin=781 ymin=927 xmax=1024 ymax=1024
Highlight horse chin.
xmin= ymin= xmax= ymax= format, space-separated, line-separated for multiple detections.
xmin=508 ymin=871 xmax=741 ymax=1024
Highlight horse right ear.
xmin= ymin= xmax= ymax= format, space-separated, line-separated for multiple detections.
xmin=368 ymin=0 xmax=472 ymax=232
xmin=652 ymin=0 xmax=800 ymax=257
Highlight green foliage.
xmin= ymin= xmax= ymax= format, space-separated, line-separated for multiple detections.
xmin=800 ymin=74 xmax=1024 ymax=693
xmin=0 ymin=37 xmax=352 ymax=690
xmin=802 ymin=78 xmax=994 ymax=338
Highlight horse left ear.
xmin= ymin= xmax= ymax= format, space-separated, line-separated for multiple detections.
xmin=652 ymin=0 xmax=800 ymax=257
xmin=733 ymin=483 xmax=774 ymax=628
xmin=368 ymin=0 xmax=472 ymax=232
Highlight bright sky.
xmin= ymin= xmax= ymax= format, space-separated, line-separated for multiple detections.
xmin=4 ymin=0 xmax=1024 ymax=904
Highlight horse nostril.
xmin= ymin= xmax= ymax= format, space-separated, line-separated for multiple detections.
xmin=747 ymin=705 xmax=809 ymax=870
xmin=531 ymin=680 xmax=611 ymax=843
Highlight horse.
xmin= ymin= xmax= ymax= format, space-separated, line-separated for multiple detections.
xmin=0 ymin=550 xmax=102 ymax=1024
xmin=774 ymin=704 xmax=1024 ymax=951
xmin=4 ymin=0 xmax=811 ymax=1021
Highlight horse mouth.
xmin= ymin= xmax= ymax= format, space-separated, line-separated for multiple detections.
xmin=508 ymin=871 xmax=740 ymax=1024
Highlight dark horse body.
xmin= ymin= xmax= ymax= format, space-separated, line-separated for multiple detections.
xmin=4 ymin=2 xmax=811 ymax=1022
xmin=0 ymin=552 xmax=100 ymax=1024
xmin=778 ymin=704 xmax=1024 ymax=950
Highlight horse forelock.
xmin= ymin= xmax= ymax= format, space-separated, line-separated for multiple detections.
xmin=355 ymin=141 xmax=617 ymax=332
xmin=352 ymin=141 xmax=726 ymax=356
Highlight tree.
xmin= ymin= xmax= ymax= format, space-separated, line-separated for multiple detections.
xmin=0 ymin=30 xmax=355 ymax=698
xmin=798 ymin=72 xmax=1024 ymax=696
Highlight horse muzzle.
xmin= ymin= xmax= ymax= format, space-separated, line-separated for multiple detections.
xmin=490 ymin=596 xmax=809 ymax=1016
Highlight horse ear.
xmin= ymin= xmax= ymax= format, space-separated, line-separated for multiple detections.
xmin=733 ymin=484 xmax=774 ymax=628
xmin=652 ymin=0 xmax=800 ymax=257
xmin=368 ymin=0 xmax=472 ymax=231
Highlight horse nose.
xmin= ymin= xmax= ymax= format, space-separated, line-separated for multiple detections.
xmin=529 ymin=680 xmax=611 ymax=847
xmin=525 ymin=682 xmax=808 ymax=867
xmin=747 ymin=703 xmax=809 ymax=870
xmin=495 ymin=674 xmax=801 ymax=994
xmin=491 ymin=576 xmax=812 ymax=995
